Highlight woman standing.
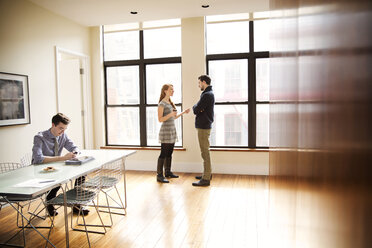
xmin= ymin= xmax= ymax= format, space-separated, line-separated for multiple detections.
xmin=157 ymin=84 xmax=190 ymax=183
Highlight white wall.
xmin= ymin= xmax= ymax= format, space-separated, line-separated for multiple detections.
xmin=0 ymin=0 xmax=90 ymax=162
xmin=90 ymin=17 xmax=269 ymax=175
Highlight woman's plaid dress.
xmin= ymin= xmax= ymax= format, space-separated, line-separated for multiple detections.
xmin=158 ymin=101 xmax=178 ymax=143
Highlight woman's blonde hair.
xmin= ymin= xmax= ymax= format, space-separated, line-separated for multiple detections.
xmin=159 ymin=84 xmax=176 ymax=110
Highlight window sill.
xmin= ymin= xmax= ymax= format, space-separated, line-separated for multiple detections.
xmin=100 ymin=146 xmax=269 ymax=152
xmin=100 ymin=146 xmax=186 ymax=151
xmin=210 ymin=148 xmax=269 ymax=152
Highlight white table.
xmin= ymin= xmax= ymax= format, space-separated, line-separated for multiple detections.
xmin=0 ymin=149 xmax=136 ymax=247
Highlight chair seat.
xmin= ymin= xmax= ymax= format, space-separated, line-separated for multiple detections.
xmin=84 ymin=176 xmax=119 ymax=189
xmin=48 ymin=188 xmax=96 ymax=206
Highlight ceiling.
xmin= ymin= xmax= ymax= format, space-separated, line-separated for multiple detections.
xmin=29 ymin=0 xmax=269 ymax=27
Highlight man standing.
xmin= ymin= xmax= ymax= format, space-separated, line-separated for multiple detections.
xmin=32 ymin=113 xmax=89 ymax=216
xmin=192 ymin=75 xmax=215 ymax=187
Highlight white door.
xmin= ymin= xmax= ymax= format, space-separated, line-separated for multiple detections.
xmin=58 ymin=59 xmax=85 ymax=149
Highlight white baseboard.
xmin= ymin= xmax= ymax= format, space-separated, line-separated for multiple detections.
xmin=125 ymin=161 xmax=269 ymax=176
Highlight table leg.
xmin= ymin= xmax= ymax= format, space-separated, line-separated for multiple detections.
xmin=62 ymin=185 xmax=69 ymax=248
xmin=121 ymin=157 xmax=127 ymax=209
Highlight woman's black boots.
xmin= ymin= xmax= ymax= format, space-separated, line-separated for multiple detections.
xmin=164 ymin=157 xmax=179 ymax=178
xmin=156 ymin=158 xmax=169 ymax=183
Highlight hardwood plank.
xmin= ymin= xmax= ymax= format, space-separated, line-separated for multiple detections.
xmin=0 ymin=171 xmax=269 ymax=248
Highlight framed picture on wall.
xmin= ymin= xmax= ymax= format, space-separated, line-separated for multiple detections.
xmin=0 ymin=72 xmax=31 ymax=127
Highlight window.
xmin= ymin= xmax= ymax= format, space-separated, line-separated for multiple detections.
xmin=103 ymin=20 xmax=182 ymax=147
xmin=206 ymin=15 xmax=270 ymax=148
xmin=104 ymin=30 xmax=139 ymax=61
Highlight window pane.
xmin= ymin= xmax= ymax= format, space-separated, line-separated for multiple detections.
xmin=211 ymin=105 xmax=248 ymax=146
xmin=256 ymin=58 xmax=270 ymax=101
xmin=107 ymin=107 xmax=140 ymax=145
xmin=146 ymin=106 xmax=182 ymax=146
xmin=144 ymin=27 xmax=181 ymax=59
xmin=106 ymin=66 xmax=139 ymax=104
xmin=256 ymin=104 xmax=269 ymax=147
xmin=104 ymin=31 xmax=139 ymax=61
xmin=207 ymin=21 xmax=249 ymax=54
xmin=146 ymin=63 xmax=182 ymax=104
xmin=208 ymin=60 xmax=248 ymax=102
xmin=254 ymin=20 xmax=270 ymax=51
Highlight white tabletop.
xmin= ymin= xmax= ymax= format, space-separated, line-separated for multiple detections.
xmin=0 ymin=149 xmax=135 ymax=199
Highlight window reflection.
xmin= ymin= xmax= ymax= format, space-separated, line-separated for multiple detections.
xmin=254 ymin=20 xmax=271 ymax=52
xmin=207 ymin=21 xmax=249 ymax=54
xmin=144 ymin=27 xmax=181 ymax=59
xmin=107 ymin=107 xmax=140 ymax=145
xmin=106 ymin=66 xmax=139 ymax=105
xmin=211 ymin=105 xmax=248 ymax=147
xmin=256 ymin=104 xmax=269 ymax=147
xmin=256 ymin=58 xmax=270 ymax=101
xmin=209 ymin=60 xmax=248 ymax=102
xmin=146 ymin=64 xmax=182 ymax=104
xmin=104 ymin=31 xmax=139 ymax=61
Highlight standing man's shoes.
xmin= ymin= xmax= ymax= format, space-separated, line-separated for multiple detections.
xmin=192 ymin=179 xmax=210 ymax=187
xmin=195 ymin=175 xmax=212 ymax=180
xmin=165 ymin=172 xmax=179 ymax=178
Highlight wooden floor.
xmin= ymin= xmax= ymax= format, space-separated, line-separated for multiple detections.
xmin=0 ymin=171 xmax=269 ymax=248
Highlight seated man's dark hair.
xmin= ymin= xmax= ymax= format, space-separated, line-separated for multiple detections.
xmin=52 ymin=113 xmax=70 ymax=125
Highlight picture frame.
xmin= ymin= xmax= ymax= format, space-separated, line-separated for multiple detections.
xmin=0 ymin=72 xmax=31 ymax=127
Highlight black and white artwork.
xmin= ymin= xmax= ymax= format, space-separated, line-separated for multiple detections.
xmin=0 ymin=72 xmax=30 ymax=126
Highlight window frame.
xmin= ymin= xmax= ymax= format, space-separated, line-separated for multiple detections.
xmin=103 ymin=28 xmax=183 ymax=147
xmin=206 ymin=20 xmax=269 ymax=148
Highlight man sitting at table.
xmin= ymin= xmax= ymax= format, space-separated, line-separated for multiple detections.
xmin=32 ymin=113 xmax=89 ymax=216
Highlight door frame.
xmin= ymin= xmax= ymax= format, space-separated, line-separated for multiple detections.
xmin=55 ymin=46 xmax=93 ymax=149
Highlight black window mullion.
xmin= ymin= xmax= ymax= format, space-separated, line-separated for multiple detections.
xmin=248 ymin=21 xmax=256 ymax=148
xmin=104 ymin=65 xmax=109 ymax=146
xmin=139 ymin=30 xmax=147 ymax=146
xmin=248 ymin=57 xmax=256 ymax=148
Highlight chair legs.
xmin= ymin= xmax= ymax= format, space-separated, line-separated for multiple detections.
xmin=1 ymin=198 xmax=56 ymax=248
xmin=1 ymin=203 xmax=26 ymax=248
xmin=99 ymin=186 xmax=126 ymax=216
xmin=46 ymin=200 xmax=106 ymax=248
xmin=17 ymin=199 xmax=52 ymax=229
xmin=72 ymin=200 xmax=107 ymax=248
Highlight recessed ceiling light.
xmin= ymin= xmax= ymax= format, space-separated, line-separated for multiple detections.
xmin=130 ymin=11 xmax=138 ymax=15
xmin=202 ymin=5 xmax=209 ymax=8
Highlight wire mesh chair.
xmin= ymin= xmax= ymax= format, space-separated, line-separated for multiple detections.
xmin=0 ymin=163 xmax=25 ymax=216
xmin=0 ymin=162 xmax=25 ymax=174
xmin=18 ymin=153 xmax=49 ymax=228
xmin=20 ymin=153 xmax=32 ymax=167
xmin=83 ymin=159 xmax=126 ymax=227
xmin=46 ymin=168 xmax=106 ymax=248
xmin=0 ymin=162 xmax=55 ymax=248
